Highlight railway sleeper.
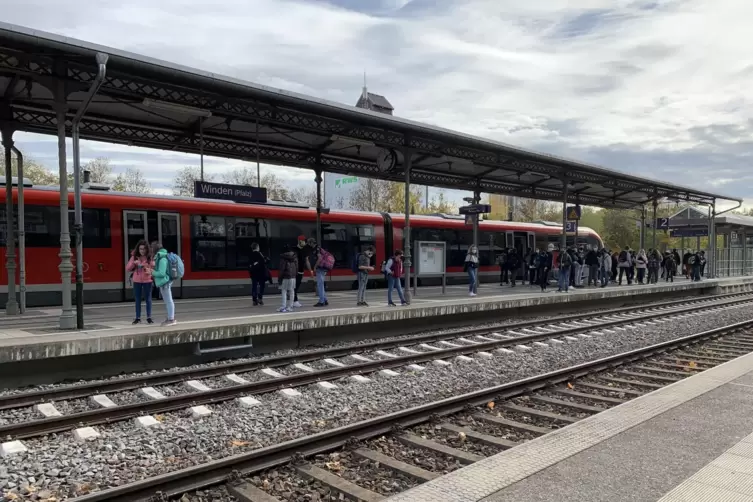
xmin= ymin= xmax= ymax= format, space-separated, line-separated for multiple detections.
xmin=295 ymin=464 xmax=383 ymax=502
xmin=352 ymin=448 xmax=440 ymax=483
xmin=397 ymin=433 xmax=484 ymax=465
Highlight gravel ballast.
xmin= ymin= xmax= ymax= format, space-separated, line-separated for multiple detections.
xmin=2 ymin=304 xmax=751 ymax=500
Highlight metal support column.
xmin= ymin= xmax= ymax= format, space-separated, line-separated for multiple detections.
xmin=255 ymin=118 xmax=261 ymax=187
xmin=314 ymin=168 xmax=323 ymax=246
xmin=639 ymin=207 xmax=646 ymax=250
xmin=199 ymin=119 xmax=204 ymax=181
xmin=12 ymin=146 xmax=25 ymax=313
xmin=743 ymin=230 xmax=748 ymax=276
xmin=403 ymin=148 xmax=413 ymax=304
xmin=651 ymin=199 xmax=658 ymax=250
xmin=72 ymin=52 xmax=108 ymax=329
xmin=560 ymin=181 xmax=568 ymax=252
xmin=55 ymin=82 xmax=75 ymax=329
xmin=472 ymin=189 xmax=481 ymax=293
xmin=710 ymin=204 xmax=716 ymax=278
xmin=2 ymin=126 xmax=18 ymax=315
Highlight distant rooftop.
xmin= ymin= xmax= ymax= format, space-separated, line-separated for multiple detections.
xmin=356 ymin=88 xmax=394 ymax=115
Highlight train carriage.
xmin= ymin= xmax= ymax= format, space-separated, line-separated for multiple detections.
xmin=0 ymin=183 xmax=603 ymax=307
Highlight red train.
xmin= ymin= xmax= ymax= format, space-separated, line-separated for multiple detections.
xmin=0 ymin=184 xmax=603 ymax=307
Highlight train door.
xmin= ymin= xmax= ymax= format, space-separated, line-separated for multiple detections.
xmin=527 ymin=232 xmax=536 ymax=253
xmin=505 ymin=231 xmax=514 ymax=248
xmin=123 ymin=210 xmax=148 ymax=300
xmin=158 ymin=212 xmax=182 ymax=298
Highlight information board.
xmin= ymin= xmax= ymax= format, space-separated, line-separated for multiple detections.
xmin=415 ymin=241 xmax=446 ymax=276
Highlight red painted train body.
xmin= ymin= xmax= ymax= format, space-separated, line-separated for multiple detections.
xmin=0 ymin=186 xmax=603 ymax=307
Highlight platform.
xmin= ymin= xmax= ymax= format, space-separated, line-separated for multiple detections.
xmin=386 ymin=315 xmax=753 ymax=502
xmin=0 ymin=277 xmax=751 ymax=368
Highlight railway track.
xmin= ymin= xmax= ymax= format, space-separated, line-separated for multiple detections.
xmin=1 ymin=293 xmax=751 ymax=442
xmin=68 ymin=318 xmax=753 ymax=502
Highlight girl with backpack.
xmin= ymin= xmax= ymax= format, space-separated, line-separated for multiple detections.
xmin=150 ymin=241 xmax=177 ymax=326
xmin=126 ymin=240 xmax=154 ymax=325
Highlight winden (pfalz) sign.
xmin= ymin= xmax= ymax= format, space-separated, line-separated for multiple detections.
xmin=194 ymin=181 xmax=267 ymax=204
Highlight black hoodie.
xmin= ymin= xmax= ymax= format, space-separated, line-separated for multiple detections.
xmin=279 ymin=251 xmax=298 ymax=280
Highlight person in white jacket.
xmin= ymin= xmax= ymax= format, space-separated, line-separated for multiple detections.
xmin=635 ymin=249 xmax=648 ymax=284
xmin=599 ymin=249 xmax=612 ymax=288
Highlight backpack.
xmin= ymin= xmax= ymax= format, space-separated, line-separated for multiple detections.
xmin=688 ymin=255 xmax=696 ymax=265
xmin=618 ymin=250 xmax=628 ymax=263
xmin=319 ymin=249 xmax=335 ymax=270
xmin=351 ymin=253 xmax=361 ymax=273
xmin=380 ymin=260 xmax=388 ymax=274
xmin=166 ymin=252 xmax=184 ymax=280
xmin=532 ymin=255 xmax=541 ymax=269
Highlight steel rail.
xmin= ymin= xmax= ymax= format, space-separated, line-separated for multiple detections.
xmin=2 ymin=297 xmax=751 ymax=440
xmin=69 ymin=319 xmax=753 ymax=502
xmin=0 ymin=292 xmax=747 ymax=411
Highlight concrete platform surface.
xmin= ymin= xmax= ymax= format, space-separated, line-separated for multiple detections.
xmin=0 ymin=276 xmax=750 ymax=364
xmin=385 ymin=315 xmax=753 ymax=502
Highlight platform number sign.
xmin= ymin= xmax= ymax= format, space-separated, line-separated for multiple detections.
xmin=565 ymin=221 xmax=578 ymax=233
xmin=656 ymin=217 xmax=670 ymax=230
xmin=566 ymin=206 xmax=581 ymax=221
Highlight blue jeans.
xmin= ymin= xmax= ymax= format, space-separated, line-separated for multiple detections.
xmin=315 ymin=268 xmax=328 ymax=303
xmin=133 ymin=282 xmax=153 ymax=319
xmin=251 ymin=279 xmax=265 ymax=301
xmin=467 ymin=267 xmax=477 ymax=293
xmin=693 ymin=264 xmax=701 ymax=281
xmin=558 ymin=267 xmax=570 ymax=291
xmin=160 ymin=283 xmax=175 ymax=320
xmin=387 ymin=275 xmax=406 ymax=305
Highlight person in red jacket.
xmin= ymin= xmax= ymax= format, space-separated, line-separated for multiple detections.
xmin=125 ymin=239 xmax=154 ymax=324
xmin=384 ymin=249 xmax=408 ymax=306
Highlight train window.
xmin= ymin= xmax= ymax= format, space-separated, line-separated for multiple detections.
xmin=191 ymin=215 xmax=229 ymax=270
xmin=0 ymin=205 xmax=110 ymax=248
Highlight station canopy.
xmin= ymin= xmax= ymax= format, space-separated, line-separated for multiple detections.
xmin=0 ymin=22 xmax=741 ymax=210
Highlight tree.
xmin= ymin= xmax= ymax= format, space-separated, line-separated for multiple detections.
xmin=290 ymin=186 xmax=318 ymax=206
xmin=172 ymin=166 xmax=212 ymax=196
xmin=348 ymin=179 xmax=394 ymax=212
xmin=112 ymin=167 xmax=151 ymax=193
xmin=510 ymin=198 xmax=561 ymax=222
xmin=83 ymin=157 xmax=113 ymax=183
xmin=420 ymin=190 xmax=457 ymax=214
xmin=601 ymin=209 xmax=640 ymax=250
xmin=9 ymin=155 xmax=59 ymax=186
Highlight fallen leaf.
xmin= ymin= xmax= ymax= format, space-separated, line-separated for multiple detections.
xmin=487 ymin=401 xmax=495 ymax=410
xmin=325 ymin=461 xmax=342 ymax=471
xmin=458 ymin=431 xmax=467 ymax=443
xmin=155 ymin=415 xmax=165 ymax=422
xmin=262 ymin=479 xmax=271 ymax=490
xmin=567 ymin=382 xmax=574 ymax=390
xmin=230 ymin=440 xmax=250 ymax=447
xmin=688 ymin=361 xmax=697 ymax=369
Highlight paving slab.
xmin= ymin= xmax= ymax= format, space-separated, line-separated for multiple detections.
xmin=0 ymin=277 xmax=748 ymax=365
xmin=385 ymin=337 xmax=753 ymax=502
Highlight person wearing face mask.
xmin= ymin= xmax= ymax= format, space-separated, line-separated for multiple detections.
xmin=293 ymin=235 xmax=313 ymax=308
xmin=464 ymin=245 xmax=480 ymax=297
xmin=356 ymin=246 xmax=375 ymax=306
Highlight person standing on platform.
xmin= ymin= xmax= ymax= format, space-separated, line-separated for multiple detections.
xmin=385 ymin=249 xmax=408 ymax=306
xmin=528 ymin=249 xmax=539 ymax=287
xmin=507 ymin=248 xmax=521 ymax=287
xmin=599 ymin=248 xmax=612 ymax=288
xmin=585 ymin=246 xmax=599 ymax=287
xmin=497 ymin=249 xmax=508 ymax=285
xmin=313 ymin=245 xmax=332 ymax=307
xmin=277 ymin=245 xmax=298 ymax=312
xmin=617 ymin=247 xmax=632 ymax=285
xmin=293 ymin=235 xmax=313 ymax=308
xmin=557 ymin=246 xmax=573 ymax=292
xmin=635 ymin=249 xmax=648 ymax=284
xmin=663 ymin=251 xmax=676 ymax=282
xmin=538 ymin=247 xmax=553 ymax=292
xmin=248 ymin=242 xmax=270 ymax=306
xmin=356 ymin=246 xmax=375 ymax=306
xmin=126 ymin=240 xmax=154 ymax=325
xmin=465 ymin=245 xmax=480 ymax=296
xmin=151 ymin=241 xmax=177 ymax=326
xmin=699 ymin=250 xmax=707 ymax=278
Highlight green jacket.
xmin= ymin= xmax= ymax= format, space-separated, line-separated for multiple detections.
xmin=151 ymin=249 xmax=171 ymax=288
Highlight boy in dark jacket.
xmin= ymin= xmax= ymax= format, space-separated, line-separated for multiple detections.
xmin=278 ymin=245 xmax=298 ymax=312
xmin=248 ymin=243 xmax=270 ymax=306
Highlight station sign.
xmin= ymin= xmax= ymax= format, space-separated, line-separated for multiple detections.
xmin=459 ymin=204 xmax=492 ymax=215
xmin=566 ymin=206 xmax=581 ymax=221
xmin=656 ymin=217 xmax=670 ymax=230
xmin=194 ymin=180 xmax=267 ymax=204
xmin=565 ymin=221 xmax=578 ymax=233
xmin=670 ymin=227 xmax=708 ymax=237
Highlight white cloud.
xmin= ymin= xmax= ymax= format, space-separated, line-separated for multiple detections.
xmin=3 ymin=0 xmax=752 ymax=207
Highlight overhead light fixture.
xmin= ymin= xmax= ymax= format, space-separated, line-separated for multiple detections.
xmin=330 ymin=134 xmax=375 ymax=147
xmin=142 ymin=98 xmax=212 ymax=118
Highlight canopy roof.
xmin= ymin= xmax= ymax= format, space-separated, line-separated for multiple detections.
xmin=0 ymin=22 xmax=740 ymax=210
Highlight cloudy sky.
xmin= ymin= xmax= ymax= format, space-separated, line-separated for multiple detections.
xmin=3 ymin=0 xmax=750 ymax=209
